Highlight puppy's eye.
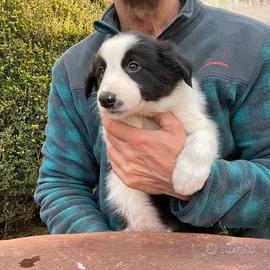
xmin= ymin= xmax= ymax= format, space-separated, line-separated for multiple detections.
xmin=127 ymin=62 xmax=141 ymax=73
xmin=99 ymin=67 xmax=105 ymax=78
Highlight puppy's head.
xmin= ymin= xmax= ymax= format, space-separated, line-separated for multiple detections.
xmin=85 ymin=33 xmax=192 ymax=119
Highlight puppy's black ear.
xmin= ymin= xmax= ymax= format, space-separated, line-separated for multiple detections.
xmin=176 ymin=54 xmax=193 ymax=88
xmin=156 ymin=40 xmax=193 ymax=87
xmin=85 ymin=59 xmax=98 ymax=99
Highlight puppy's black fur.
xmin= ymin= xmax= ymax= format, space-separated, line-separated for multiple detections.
xmin=121 ymin=34 xmax=192 ymax=101
xmin=85 ymin=56 xmax=106 ymax=99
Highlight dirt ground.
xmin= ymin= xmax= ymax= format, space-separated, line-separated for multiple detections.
xmin=204 ymin=0 xmax=269 ymax=24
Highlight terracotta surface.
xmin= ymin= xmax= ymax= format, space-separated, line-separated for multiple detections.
xmin=0 ymin=232 xmax=269 ymax=269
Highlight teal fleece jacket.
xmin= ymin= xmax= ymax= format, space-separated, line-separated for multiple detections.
xmin=34 ymin=0 xmax=270 ymax=238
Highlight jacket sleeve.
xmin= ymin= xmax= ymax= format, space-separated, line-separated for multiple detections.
xmin=171 ymin=39 xmax=270 ymax=231
xmin=34 ymin=59 xmax=110 ymax=233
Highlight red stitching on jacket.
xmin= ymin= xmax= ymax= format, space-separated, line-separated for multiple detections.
xmin=205 ymin=61 xmax=229 ymax=68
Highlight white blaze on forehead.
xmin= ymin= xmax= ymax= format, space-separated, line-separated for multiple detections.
xmin=98 ymin=34 xmax=139 ymax=64
xmin=97 ymin=34 xmax=142 ymax=118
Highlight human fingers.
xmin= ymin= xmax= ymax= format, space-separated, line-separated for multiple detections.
xmin=103 ymin=115 xmax=143 ymax=142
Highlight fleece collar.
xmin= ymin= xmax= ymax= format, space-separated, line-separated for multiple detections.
xmin=94 ymin=0 xmax=203 ymax=40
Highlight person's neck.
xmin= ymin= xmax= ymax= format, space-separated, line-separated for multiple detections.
xmin=114 ymin=1 xmax=181 ymax=37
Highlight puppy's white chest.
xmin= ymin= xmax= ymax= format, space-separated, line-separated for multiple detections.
xmin=121 ymin=115 xmax=159 ymax=130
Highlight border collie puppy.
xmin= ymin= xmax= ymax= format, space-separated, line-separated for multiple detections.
xmin=85 ymin=33 xmax=218 ymax=232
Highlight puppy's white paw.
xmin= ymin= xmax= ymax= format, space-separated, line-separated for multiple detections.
xmin=172 ymin=155 xmax=211 ymax=196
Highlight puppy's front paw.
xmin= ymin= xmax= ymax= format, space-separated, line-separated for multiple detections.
xmin=172 ymin=155 xmax=211 ymax=196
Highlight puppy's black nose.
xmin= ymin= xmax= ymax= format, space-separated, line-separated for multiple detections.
xmin=99 ymin=92 xmax=117 ymax=108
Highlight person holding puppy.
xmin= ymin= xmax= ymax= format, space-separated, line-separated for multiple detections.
xmin=35 ymin=0 xmax=270 ymax=238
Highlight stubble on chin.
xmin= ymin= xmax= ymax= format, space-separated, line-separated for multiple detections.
xmin=122 ymin=0 xmax=159 ymax=8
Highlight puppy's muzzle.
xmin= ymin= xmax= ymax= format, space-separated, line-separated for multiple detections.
xmin=98 ymin=92 xmax=124 ymax=110
xmin=99 ymin=92 xmax=117 ymax=108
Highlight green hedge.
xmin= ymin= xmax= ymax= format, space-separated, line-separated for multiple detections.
xmin=0 ymin=0 xmax=106 ymax=239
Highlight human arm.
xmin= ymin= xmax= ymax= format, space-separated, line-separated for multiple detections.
xmin=34 ymin=60 xmax=110 ymax=233
xmin=171 ymin=40 xmax=270 ymax=230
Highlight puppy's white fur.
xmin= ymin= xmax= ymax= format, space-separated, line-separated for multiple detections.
xmin=97 ymin=34 xmax=218 ymax=231
xmin=99 ymin=35 xmax=142 ymax=119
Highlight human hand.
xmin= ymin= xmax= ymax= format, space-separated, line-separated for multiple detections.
xmin=103 ymin=112 xmax=191 ymax=201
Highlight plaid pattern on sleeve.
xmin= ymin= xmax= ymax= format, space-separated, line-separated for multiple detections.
xmin=171 ymin=38 xmax=270 ymax=238
xmin=34 ymin=60 xmax=110 ymax=233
